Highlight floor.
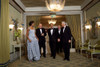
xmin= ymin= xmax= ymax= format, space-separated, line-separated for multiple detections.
xmin=8 ymin=53 xmax=100 ymax=67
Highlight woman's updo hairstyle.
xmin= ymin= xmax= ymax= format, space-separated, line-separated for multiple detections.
xmin=29 ymin=21 xmax=34 ymax=26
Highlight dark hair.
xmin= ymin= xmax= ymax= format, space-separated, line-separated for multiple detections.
xmin=29 ymin=21 xmax=34 ymax=26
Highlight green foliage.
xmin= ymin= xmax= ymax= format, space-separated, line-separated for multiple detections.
xmin=15 ymin=29 xmax=21 ymax=38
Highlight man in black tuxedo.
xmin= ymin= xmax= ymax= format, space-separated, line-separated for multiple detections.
xmin=36 ymin=23 xmax=46 ymax=57
xmin=48 ymin=23 xmax=57 ymax=59
xmin=57 ymin=25 xmax=62 ymax=53
xmin=61 ymin=22 xmax=72 ymax=61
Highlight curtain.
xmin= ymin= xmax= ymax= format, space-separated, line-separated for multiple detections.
xmin=0 ymin=0 xmax=10 ymax=66
xmin=66 ymin=15 xmax=81 ymax=49
xmin=27 ymin=16 xmax=41 ymax=29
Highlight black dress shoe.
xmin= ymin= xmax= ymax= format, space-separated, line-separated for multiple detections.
xmin=50 ymin=55 xmax=53 ymax=57
xmin=53 ymin=57 xmax=56 ymax=59
xmin=32 ymin=59 xmax=36 ymax=62
xmin=63 ymin=58 xmax=67 ymax=60
xmin=44 ymin=56 xmax=46 ymax=58
xmin=67 ymin=59 xmax=70 ymax=61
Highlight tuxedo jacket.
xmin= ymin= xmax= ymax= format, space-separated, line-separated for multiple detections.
xmin=48 ymin=28 xmax=57 ymax=42
xmin=61 ymin=26 xmax=72 ymax=43
xmin=56 ymin=28 xmax=62 ymax=39
xmin=36 ymin=28 xmax=46 ymax=42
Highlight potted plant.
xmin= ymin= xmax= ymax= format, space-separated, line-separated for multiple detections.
xmin=14 ymin=29 xmax=21 ymax=44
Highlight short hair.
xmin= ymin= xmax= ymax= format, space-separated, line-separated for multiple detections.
xmin=29 ymin=21 xmax=34 ymax=26
xmin=39 ymin=23 xmax=42 ymax=25
xmin=62 ymin=21 xmax=68 ymax=26
xmin=62 ymin=21 xmax=66 ymax=24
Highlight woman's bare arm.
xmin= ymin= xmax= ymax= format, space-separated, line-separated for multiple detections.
xmin=26 ymin=29 xmax=31 ymax=42
xmin=35 ymin=33 xmax=39 ymax=41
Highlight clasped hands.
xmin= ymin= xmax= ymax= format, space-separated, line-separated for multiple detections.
xmin=41 ymin=33 xmax=44 ymax=36
xmin=57 ymin=38 xmax=71 ymax=43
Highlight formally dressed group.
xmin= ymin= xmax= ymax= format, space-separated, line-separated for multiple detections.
xmin=26 ymin=21 xmax=72 ymax=62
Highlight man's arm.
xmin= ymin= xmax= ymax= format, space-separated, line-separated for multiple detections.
xmin=68 ymin=27 xmax=72 ymax=43
xmin=43 ymin=28 xmax=46 ymax=36
xmin=48 ymin=29 xmax=50 ymax=37
xmin=68 ymin=27 xmax=72 ymax=38
xmin=36 ymin=29 xmax=41 ymax=38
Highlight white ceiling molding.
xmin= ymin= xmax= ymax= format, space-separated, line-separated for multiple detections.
xmin=14 ymin=0 xmax=87 ymax=16
xmin=24 ymin=11 xmax=82 ymax=16
xmin=14 ymin=0 xmax=81 ymax=12
xmin=25 ymin=7 xmax=48 ymax=12
xmin=14 ymin=0 xmax=26 ymax=10
xmin=25 ymin=6 xmax=81 ymax=12
xmin=14 ymin=0 xmax=92 ymax=12
xmin=56 ymin=11 xmax=82 ymax=15
xmin=9 ymin=0 xmax=24 ymax=12
xmin=81 ymin=0 xmax=92 ymax=9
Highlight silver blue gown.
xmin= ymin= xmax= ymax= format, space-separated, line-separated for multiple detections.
xmin=27 ymin=29 xmax=40 ymax=61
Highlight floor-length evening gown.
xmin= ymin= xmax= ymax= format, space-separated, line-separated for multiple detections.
xmin=27 ymin=29 xmax=40 ymax=61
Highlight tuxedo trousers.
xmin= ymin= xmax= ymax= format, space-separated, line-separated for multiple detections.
xmin=57 ymin=42 xmax=62 ymax=53
xmin=39 ymin=41 xmax=46 ymax=57
xmin=62 ymin=42 xmax=70 ymax=59
xmin=49 ymin=40 xmax=56 ymax=58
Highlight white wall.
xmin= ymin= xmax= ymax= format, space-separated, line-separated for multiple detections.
xmin=9 ymin=4 xmax=23 ymax=53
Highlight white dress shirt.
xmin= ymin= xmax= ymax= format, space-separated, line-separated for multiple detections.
xmin=58 ymin=29 xmax=61 ymax=34
xmin=50 ymin=29 xmax=53 ymax=35
xmin=40 ymin=29 xmax=42 ymax=34
xmin=63 ymin=26 xmax=66 ymax=33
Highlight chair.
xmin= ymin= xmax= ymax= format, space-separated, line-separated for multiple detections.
xmin=79 ymin=40 xmax=90 ymax=55
xmin=87 ymin=40 xmax=100 ymax=61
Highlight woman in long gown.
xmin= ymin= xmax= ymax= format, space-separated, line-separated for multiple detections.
xmin=26 ymin=21 xmax=40 ymax=61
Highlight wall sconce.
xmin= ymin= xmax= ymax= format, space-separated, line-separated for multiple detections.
xmin=9 ymin=24 xmax=14 ymax=31
xmin=85 ymin=25 xmax=91 ymax=30
xmin=18 ymin=26 xmax=23 ymax=30
xmin=97 ymin=21 xmax=100 ymax=27
xmin=96 ymin=18 xmax=100 ymax=27
xmin=85 ymin=20 xmax=91 ymax=30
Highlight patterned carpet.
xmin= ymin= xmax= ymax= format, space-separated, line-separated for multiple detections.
xmin=8 ymin=53 xmax=100 ymax=67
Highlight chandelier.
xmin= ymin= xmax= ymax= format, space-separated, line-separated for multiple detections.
xmin=48 ymin=19 xmax=57 ymax=24
xmin=45 ymin=0 xmax=65 ymax=12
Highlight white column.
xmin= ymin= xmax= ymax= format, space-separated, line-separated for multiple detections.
xmin=84 ymin=11 xmax=87 ymax=22
xmin=21 ymin=13 xmax=23 ymax=42
xmin=84 ymin=11 xmax=87 ymax=40
xmin=23 ymin=14 xmax=27 ymax=42
xmin=80 ymin=12 xmax=84 ymax=44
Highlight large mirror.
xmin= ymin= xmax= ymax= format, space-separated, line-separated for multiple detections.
xmin=90 ymin=18 xmax=98 ymax=39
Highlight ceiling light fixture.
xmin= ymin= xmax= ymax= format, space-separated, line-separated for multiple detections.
xmin=45 ymin=0 xmax=65 ymax=12
xmin=48 ymin=19 xmax=57 ymax=25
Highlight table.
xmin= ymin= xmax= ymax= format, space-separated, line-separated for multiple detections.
xmin=12 ymin=44 xmax=23 ymax=60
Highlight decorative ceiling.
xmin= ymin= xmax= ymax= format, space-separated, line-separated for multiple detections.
xmin=40 ymin=15 xmax=66 ymax=28
xmin=21 ymin=0 xmax=85 ymax=7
